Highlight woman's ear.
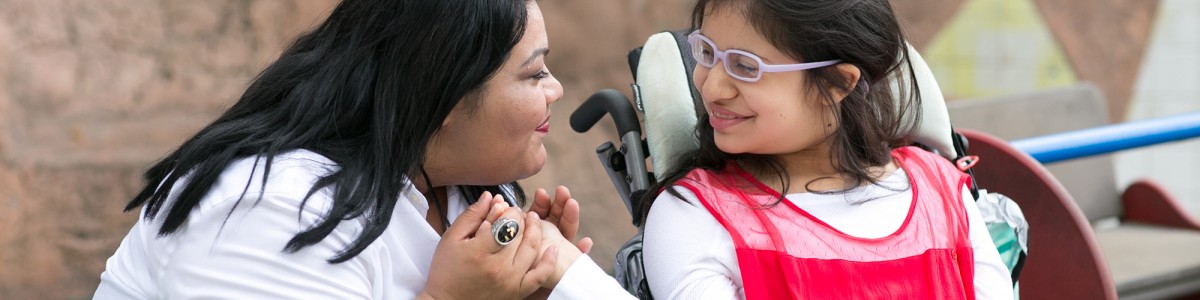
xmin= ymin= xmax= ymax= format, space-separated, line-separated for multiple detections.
xmin=441 ymin=96 xmax=472 ymax=128
xmin=441 ymin=109 xmax=457 ymax=127
xmin=828 ymin=63 xmax=862 ymax=104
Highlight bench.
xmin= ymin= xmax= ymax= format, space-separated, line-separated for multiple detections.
xmin=947 ymin=83 xmax=1200 ymax=299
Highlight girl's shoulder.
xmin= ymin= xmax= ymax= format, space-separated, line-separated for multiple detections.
xmin=891 ymin=146 xmax=963 ymax=175
xmin=678 ymin=162 xmax=742 ymax=182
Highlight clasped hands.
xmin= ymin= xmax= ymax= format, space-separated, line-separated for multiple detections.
xmin=421 ymin=186 xmax=591 ymax=300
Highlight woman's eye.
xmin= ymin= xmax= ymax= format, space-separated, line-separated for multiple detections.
xmin=532 ymin=70 xmax=550 ymax=80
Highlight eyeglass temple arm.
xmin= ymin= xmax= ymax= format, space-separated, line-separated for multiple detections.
xmin=758 ymin=59 xmax=842 ymax=72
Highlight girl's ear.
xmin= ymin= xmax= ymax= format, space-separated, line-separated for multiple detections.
xmin=828 ymin=63 xmax=862 ymax=104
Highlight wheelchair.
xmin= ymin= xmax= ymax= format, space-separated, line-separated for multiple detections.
xmin=569 ymin=30 xmax=1028 ymax=299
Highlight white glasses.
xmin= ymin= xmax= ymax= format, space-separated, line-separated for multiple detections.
xmin=688 ymin=31 xmax=841 ymax=82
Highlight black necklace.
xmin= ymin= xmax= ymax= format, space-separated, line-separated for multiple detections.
xmin=420 ymin=168 xmax=451 ymax=231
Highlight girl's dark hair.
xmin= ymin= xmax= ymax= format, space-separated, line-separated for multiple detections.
xmin=126 ymin=0 xmax=531 ymax=263
xmin=637 ymin=0 xmax=922 ymax=224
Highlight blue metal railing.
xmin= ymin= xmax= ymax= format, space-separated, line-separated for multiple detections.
xmin=1010 ymin=112 xmax=1200 ymax=164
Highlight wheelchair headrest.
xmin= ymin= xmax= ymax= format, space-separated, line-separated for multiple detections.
xmin=635 ymin=32 xmax=704 ymax=180
xmin=888 ymin=42 xmax=956 ymax=160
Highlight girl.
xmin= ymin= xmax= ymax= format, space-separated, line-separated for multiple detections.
xmin=639 ymin=0 xmax=1013 ymax=299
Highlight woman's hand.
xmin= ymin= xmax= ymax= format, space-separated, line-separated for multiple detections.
xmin=421 ymin=192 xmax=559 ymax=300
xmin=530 ymin=186 xmax=593 ymax=253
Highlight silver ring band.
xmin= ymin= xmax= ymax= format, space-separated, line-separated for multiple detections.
xmin=491 ymin=218 xmax=520 ymax=246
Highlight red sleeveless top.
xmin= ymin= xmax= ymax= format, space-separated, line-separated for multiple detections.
xmin=678 ymin=147 xmax=975 ymax=299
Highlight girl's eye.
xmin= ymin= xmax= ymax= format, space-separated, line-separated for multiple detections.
xmin=735 ymin=63 xmax=758 ymax=75
xmin=532 ymin=70 xmax=550 ymax=80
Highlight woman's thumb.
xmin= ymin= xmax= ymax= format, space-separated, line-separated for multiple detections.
xmin=443 ymin=191 xmax=494 ymax=239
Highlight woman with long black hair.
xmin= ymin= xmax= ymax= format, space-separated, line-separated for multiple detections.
xmin=93 ymin=0 xmax=611 ymax=298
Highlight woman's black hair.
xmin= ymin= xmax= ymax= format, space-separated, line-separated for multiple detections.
xmin=637 ymin=0 xmax=922 ymax=225
xmin=126 ymin=0 xmax=531 ymax=263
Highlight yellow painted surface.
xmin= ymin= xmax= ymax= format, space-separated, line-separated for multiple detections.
xmin=923 ymin=0 xmax=1077 ymax=100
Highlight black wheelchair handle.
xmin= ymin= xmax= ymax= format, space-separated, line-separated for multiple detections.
xmin=570 ymin=89 xmax=642 ymax=137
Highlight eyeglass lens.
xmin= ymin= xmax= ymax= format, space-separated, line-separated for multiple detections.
xmin=691 ymin=35 xmax=762 ymax=80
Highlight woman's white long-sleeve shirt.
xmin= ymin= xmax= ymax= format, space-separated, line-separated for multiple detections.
xmin=643 ymin=168 xmax=1014 ymax=300
xmin=94 ymin=149 xmax=631 ymax=299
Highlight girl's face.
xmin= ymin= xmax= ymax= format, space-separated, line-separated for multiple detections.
xmin=427 ymin=1 xmax=563 ymax=186
xmin=693 ymin=8 xmax=839 ymax=157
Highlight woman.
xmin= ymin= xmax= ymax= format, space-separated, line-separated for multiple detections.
xmin=95 ymin=0 xmax=609 ymax=298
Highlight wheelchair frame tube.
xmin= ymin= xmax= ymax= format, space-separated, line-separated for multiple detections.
xmin=621 ymin=131 xmax=650 ymax=195
xmin=596 ymin=141 xmax=635 ymax=216
xmin=1011 ymin=112 xmax=1200 ymax=164
xmin=570 ymin=89 xmax=642 ymax=137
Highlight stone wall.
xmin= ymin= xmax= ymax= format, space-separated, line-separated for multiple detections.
xmin=0 ymin=0 xmax=343 ymax=298
xmin=0 ymin=0 xmax=700 ymax=298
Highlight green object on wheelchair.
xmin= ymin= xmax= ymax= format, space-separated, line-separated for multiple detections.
xmin=988 ymin=222 xmax=1022 ymax=272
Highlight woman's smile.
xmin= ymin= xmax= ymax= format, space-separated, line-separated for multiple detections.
xmin=536 ymin=114 xmax=551 ymax=133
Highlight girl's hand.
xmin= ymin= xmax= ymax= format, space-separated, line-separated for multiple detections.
xmin=421 ymin=192 xmax=559 ymax=300
xmin=523 ymin=218 xmax=588 ymax=300
xmin=530 ymin=186 xmax=593 ymax=253
xmin=522 ymin=219 xmax=586 ymax=300
xmin=536 ymin=220 xmax=584 ymax=288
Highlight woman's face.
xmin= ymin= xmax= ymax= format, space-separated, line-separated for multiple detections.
xmin=427 ymin=1 xmax=563 ymax=186
xmin=693 ymin=8 xmax=836 ymax=157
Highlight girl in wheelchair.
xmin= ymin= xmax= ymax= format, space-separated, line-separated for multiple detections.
xmin=636 ymin=0 xmax=1014 ymax=298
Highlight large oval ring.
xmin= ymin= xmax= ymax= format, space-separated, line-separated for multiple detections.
xmin=491 ymin=218 xmax=520 ymax=246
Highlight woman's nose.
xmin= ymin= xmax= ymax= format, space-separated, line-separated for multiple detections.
xmin=546 ymin=74 xmax=563 ymax=104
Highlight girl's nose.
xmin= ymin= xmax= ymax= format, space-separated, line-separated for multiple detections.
xmin=697 ymin=60 xmax=738 ymax=103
